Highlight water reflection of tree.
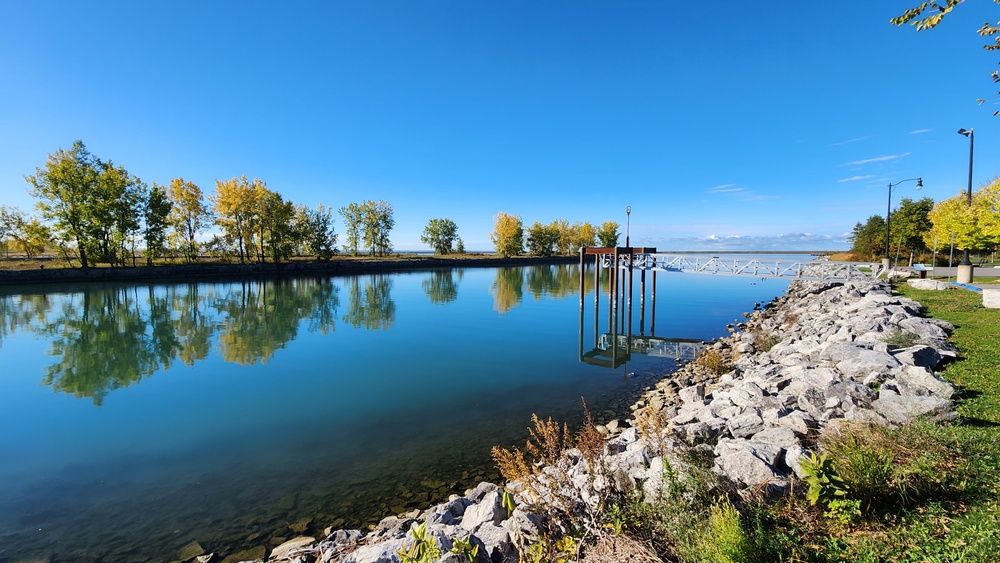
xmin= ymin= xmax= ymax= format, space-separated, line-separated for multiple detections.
xmin=42 ymin=287 xmax=163 ymax=405
xmin=214 ymin=279 xmax=341 ymax=365
xmin=494 ymin=264 xmax=597 ymax=313
xmin=491 ymin=267 xmax=523 ymax=313
xmin=170 ymin=284 xmax=214 ymax=366
xmin=342 ymin=275 xmax=395 ymax=330
xmin=0 ymin=292 xmax=56 ymax=349
xmin=4 ymin=277 xmax=341 ymax=404
xmin=422 ymin=270 xmax=459 ymax=304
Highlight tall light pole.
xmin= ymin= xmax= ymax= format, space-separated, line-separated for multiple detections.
xmin=884 ymin=178 xmax=923 ymax=270
xmin=957 ymin=128 xmax=975 ymax=270
xmin=625 ymin=206 xmax=632 ymax=248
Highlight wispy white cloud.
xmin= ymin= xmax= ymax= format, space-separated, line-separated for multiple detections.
xmin=908 ymin=129 xmax=931 ymax=135
xmin=829 ymin=136 xmax=873 ymax=147
xmin=844 ymin=152 xmax=911 ymax=166
xmin=707 ymin=184 xmax=742 ymax=193
xmin=837 ymin=175 xmax=875 ymax=183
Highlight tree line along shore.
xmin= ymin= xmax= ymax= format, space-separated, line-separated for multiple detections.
xmin=2 ymin=141 xmax=624 ymax=271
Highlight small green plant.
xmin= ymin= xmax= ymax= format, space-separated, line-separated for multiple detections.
xmin=800 ymin=452 xmax=850 ymax=508
xmin=554 ymin=535 xmax=578 ymax=562
xmin=523 ymin=541 xmax=548 ymax=563
xmin=501 ymin=489 xmax=516 ymax=518
xmin=604 ymin=502 xmax=626 ymax=536
xmin=397 ymin=521 xmax=441 ymax=563
xmin=449 ymin=534 xmax=480 ymax=562
xmin=825 ymin=498 xmax=862 ymax=524
xmin=700 ymin=500 xmax=752 ymax=563
xmin=881 ymin=329 xmax=921 ymax=347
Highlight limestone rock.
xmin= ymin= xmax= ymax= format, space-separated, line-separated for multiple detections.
xmin=460 ymin=490 xmax=506 ymax=531
xmin=268 ymin=536 xmax=315 ymax=561
xmin=872 ymin=390 xmax=957 ymax=423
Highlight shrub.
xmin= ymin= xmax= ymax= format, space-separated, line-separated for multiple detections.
xmin=807 ymin=422 xmax=956 ymax=517
xmin=695 ymin=349 xmax=730 ymax=375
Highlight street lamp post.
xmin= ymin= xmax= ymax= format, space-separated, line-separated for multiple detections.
xmin=625 ymin=206 xmax=631 ymax=248
xmin=957 ymin=128 xmax=975 ymax=283
xmin=883 ymin=178 xmax=923 ymax=271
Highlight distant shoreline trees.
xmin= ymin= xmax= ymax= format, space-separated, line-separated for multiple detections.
xmin=9 ymin=141 xmax=644 ymax=268
xmin=7 ymin=141 xmax=356 ymax=267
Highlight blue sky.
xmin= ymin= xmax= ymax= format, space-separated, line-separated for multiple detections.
xmin=1 ymin=1 xmax=998 ymax=252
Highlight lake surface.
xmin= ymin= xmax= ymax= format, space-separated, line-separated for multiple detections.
xmin=0 ymin=262 xmax=794 ymax=562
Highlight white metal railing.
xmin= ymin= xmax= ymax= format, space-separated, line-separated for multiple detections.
xmin=599 ymin=254 xmax=880 ymax=282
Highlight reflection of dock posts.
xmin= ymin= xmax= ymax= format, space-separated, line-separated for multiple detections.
xmin=610 ymin=247 xmax=618 ymax=332
xmin=593 ymin=252 xmax=600 ymax=349
xmin=651 ymin=269 xmax=657 ymax=336
xmin=626 ymin=249 xmax=633 ymax=338
xmin=578 ymin=248 xmax=585 ymax=361
xmin=639 ymin=267 xmax=646 ymax=335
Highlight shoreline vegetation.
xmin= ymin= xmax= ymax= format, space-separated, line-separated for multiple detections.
xmin=193 ymin=277 xmax=995 ymax=563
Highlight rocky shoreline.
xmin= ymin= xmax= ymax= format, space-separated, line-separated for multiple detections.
xmin=185 ymin=279 xmax=960 ymax=563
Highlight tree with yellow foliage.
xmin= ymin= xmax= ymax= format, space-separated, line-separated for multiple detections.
xmin=167 ymin=178 xmax=212 ymax=262
xmin=925 ymin=178 xmax=1000 ymax=256
xmin=212 ymin=176 xmax=264 ymax=264
xmin=490 ymin=212 xmax=523 ymax=257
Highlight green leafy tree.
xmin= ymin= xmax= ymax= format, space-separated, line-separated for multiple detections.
xmin=339 ymin=202 xmax=363 ymax=256
xmin=891 ymin=197 xmax=935 ymax=263
xmin=420 ymin=218 xmax=459 ymax=254
xmin=490 ymin=212 xmax=523 ymax=257
xmin=0 ymin=206 xmax=15 ymax=256
xmin=144 ymin=182 xmax=172 ymax=265
xmin=596 ymin=221 xmax=620 ymax=248
xmin=361 ymin=200 xmax=394 ymax=256
xmin=93 ymin=162 xmax=144 ymax=267
xmin=551 ymin=219 xmax=573 ymax=255
xmin=167 ymin=178 xmax=212 ymax=263
xmin=455 ymin=236 xmax=465 ymax=254
xmin=0 ymin=206 xmax=26 ymax=257
xmin=0 ymin=207 xmax=50 ymax=258
xmin=258 ymin=189 xmax=297 ymax=263
xmin=26 ymin=141 xmax=102 ymax=268
xmin=301 ymin=204 xmax=338 ymax=261
xmin=849 ymin=215 xmax=888 ymax=260
xmin=526 ymin=221 xmax=559 ymax=257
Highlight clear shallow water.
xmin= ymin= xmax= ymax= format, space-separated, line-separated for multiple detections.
xmin=0 ymin=263 xmax=792 ymax=562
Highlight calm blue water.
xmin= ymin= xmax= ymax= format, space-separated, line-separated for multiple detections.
xmin=0 ymin=263 xmax=793 ymax=562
